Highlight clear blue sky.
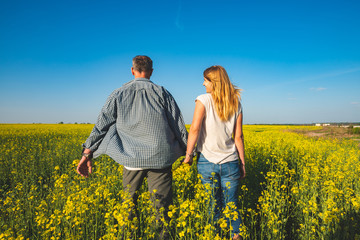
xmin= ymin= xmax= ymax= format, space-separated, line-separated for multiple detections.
xmin=1 ymin=0 xmax=359 ymax=124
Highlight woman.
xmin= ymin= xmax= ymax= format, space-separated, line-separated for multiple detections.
xmin=184 ymin=65 xmax=245 ymax=240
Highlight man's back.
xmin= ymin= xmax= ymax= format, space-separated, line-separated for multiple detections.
xmin=84 ymin=77 xmax=188 ymax=169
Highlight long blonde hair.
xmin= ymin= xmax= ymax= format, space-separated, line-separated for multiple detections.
xmin=203 ymin=65 xmax=241 ymax=121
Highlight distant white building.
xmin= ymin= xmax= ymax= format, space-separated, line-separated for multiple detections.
xmin=315 ymin=123 xmax=330 ymax=126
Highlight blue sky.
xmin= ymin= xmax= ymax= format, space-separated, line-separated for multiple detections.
xmin=1 ymin=0 xmax=359 ymax=124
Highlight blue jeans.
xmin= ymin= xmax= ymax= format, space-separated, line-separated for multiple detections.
xmin=197 ymin=153 xmax=242 ymax=236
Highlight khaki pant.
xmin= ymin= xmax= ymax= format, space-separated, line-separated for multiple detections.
xmin=122 ymin=166 xmax=173 ymax=221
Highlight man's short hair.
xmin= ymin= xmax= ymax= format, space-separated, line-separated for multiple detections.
xmin=132 ymin=55 xmax=153 ymax=73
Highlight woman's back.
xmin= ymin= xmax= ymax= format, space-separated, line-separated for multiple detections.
xmin=196 ymin=93 xmax=242 ymax=164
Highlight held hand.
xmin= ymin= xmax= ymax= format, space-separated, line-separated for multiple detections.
xmin=77 ymin=156 xmax=92 ymax=177
xmin=183 ymin=155 xmax=193 ymax=166
xmin=240 ymin=164 xmax=246 ymax=179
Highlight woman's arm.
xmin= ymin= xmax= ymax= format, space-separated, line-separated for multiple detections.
xmin=184 ymin=100 xmax=205 ymax=165
xmin=234 ymin=113 xmax=246 ymax=178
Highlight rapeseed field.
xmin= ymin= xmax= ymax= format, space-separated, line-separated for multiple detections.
xmin=0 ymin=124 xmax=359 ymax=239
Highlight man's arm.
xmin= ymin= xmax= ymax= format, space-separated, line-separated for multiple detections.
xmin=77 ymin=92 xmax=118 ymax=177
xmin=82 ymin=92 xmax=118 ymax=151
xmin=163 ymin=89 xmax=188 ymax=152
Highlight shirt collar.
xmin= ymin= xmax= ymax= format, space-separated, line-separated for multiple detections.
xmin=124 ymin=77 xmax=151 ymax=87
xmin=133 ymin=77 xmax=150 ymax=82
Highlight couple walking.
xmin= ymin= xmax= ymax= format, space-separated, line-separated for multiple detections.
xmin=77 ymin=55 xmax=245 ymax=240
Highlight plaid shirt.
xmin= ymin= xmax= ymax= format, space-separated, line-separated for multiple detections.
xmin=83 ymin=78 xmax=188 ymax=169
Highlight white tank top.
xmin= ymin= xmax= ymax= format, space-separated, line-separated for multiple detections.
xmin=196 ymin=93 xmax=242 ymax=164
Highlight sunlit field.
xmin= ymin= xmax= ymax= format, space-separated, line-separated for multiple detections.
xmin=1 ymin=124 xmax=359 ymax=239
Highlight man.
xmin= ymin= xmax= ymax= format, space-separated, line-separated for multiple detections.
xmin=77 ymin=55 xmax=188 ymax=238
